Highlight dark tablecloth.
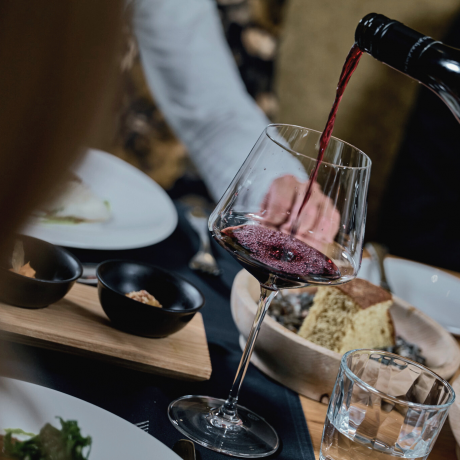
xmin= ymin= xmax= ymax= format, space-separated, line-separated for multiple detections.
xmin=0 ymin=202 xmax=315 ymax=460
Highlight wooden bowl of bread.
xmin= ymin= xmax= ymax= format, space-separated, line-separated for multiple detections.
xmin=231 ymin=269 xmax=460 ymax=403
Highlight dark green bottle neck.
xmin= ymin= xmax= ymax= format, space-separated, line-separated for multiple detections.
xmin=355 ymin=13 xmax=460 ymax=120
xmin=355 ymin=13 xmax=437 ymax=77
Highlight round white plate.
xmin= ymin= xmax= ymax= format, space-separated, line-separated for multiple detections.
xmin=22 ymin=149 xmax=178 ymax=250
xmin=0 ymin=377 xmax=180 ymax=460
xmin=359 ymin=257 xmax=460 ymax=336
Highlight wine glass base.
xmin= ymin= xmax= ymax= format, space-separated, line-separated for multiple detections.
xmin=168 ymin=395 xmax=279 ymax=458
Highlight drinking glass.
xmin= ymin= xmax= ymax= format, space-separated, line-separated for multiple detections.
xmin=168 ymin=124 xmax=372 ymax=457
xmin=321 ymin=349 xmax=456 ymax=460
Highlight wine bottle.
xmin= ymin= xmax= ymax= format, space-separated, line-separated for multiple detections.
xmin=355 ymin=13 xmax=460 ymax=121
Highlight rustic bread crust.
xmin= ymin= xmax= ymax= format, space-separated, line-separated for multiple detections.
xmin=335 ymin=278 xmax=392 ymax=310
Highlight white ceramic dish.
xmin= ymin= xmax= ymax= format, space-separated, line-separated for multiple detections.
xmin=231 ymin=269 xmax=460 ymax=403
xmin=0 ymin=377 xmax=180 ymax=460
xmin=22 ymin=149 xmax=178 ymax=250
xmin=359 ymin=257 xmax=460 ymax=336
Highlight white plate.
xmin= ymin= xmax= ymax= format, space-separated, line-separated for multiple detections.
xmin=22 ymin=149 xmax=178 ymax=250
xmin=0 ymin=377 xmax=180 ymax=460
xmin=359 ymin=258 xmax=460 ymax=336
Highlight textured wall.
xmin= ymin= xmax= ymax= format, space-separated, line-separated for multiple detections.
xmin=276 ymin=0 xmax=460 ymax=240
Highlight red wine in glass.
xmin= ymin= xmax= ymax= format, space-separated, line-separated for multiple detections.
xmin=220 ymin=225 xmax=340 ymax=288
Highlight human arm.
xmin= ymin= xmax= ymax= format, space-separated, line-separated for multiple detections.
xmin=132 ymin=0 xmax=269 ymax=201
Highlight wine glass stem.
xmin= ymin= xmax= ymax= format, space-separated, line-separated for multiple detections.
xmin=219 ymin=285 xmax=278 ymax=420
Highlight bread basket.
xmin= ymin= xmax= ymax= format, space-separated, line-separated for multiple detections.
xmin=231 ymin=269 xmax=460 ymax=402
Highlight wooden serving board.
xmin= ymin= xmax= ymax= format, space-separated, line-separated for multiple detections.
xmin=0 ymin=283 xmax=212 ymax=381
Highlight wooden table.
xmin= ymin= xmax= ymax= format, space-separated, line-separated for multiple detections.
xmin=299 ymin=259 xmax=460 ymax=459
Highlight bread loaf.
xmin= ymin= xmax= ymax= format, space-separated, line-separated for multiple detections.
xmin=298 ymin=278 xmax=394 ymax=354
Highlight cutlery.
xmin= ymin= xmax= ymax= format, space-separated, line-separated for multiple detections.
xmin=365 ymin=242 xmax=392 ymax=292
xmin=187 ymin=206 xmax=221 ymax=276
xmin=173 ymin=439 xmax=196 ymax=460
xmin=134 ymin=420 xmax=149 ymax=432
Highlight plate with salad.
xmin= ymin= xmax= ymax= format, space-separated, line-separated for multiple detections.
xmin=21 ymin=149 xmax=178 ymax=250
xmin=0 ymin=377 xmax=180 ymax=459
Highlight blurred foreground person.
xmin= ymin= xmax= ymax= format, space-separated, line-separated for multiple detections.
xmin=0 ymin=0 xmax=124 ymax=256
xmin=0 ymin=0 xmax=124 ymax=380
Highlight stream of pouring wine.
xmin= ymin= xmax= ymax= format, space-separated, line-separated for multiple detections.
xmin=290 ymin=44 xmax=364 ymax=237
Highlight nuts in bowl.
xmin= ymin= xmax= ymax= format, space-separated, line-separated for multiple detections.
xmin=126 ymin=290 xmax=162 ymax=308
xmin=97 ymin=260 xmax=205 ymax=338
xmin=0 ymin=235 xmax=82 ymax=308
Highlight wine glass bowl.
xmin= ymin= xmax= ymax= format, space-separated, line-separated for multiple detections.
xmin=168 ymin=124 xmax=371 ymax=457
xmin=210 ymin=124 xmax=371 ymax=290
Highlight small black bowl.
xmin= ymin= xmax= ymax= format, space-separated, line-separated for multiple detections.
xmin=96 ymin=260 xmax=205 ymax=338
xmin=0 ymin=235 xmax=83 ymax=308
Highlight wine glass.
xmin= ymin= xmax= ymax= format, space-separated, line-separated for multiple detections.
xmin=168 ymin=124 xmax=372 ymax=457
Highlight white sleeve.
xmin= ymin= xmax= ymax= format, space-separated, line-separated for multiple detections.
xmin=132 ymin=0 xmax=270 ymax=201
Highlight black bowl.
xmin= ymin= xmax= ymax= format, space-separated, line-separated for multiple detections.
xmin=0 ymin=235 xmax=83 ymax=308
xmin=96 ymin=260 xmax=205 ymax=338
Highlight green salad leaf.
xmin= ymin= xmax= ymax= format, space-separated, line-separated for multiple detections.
xmin=3 ymin=418 xmax=91 ymax=460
